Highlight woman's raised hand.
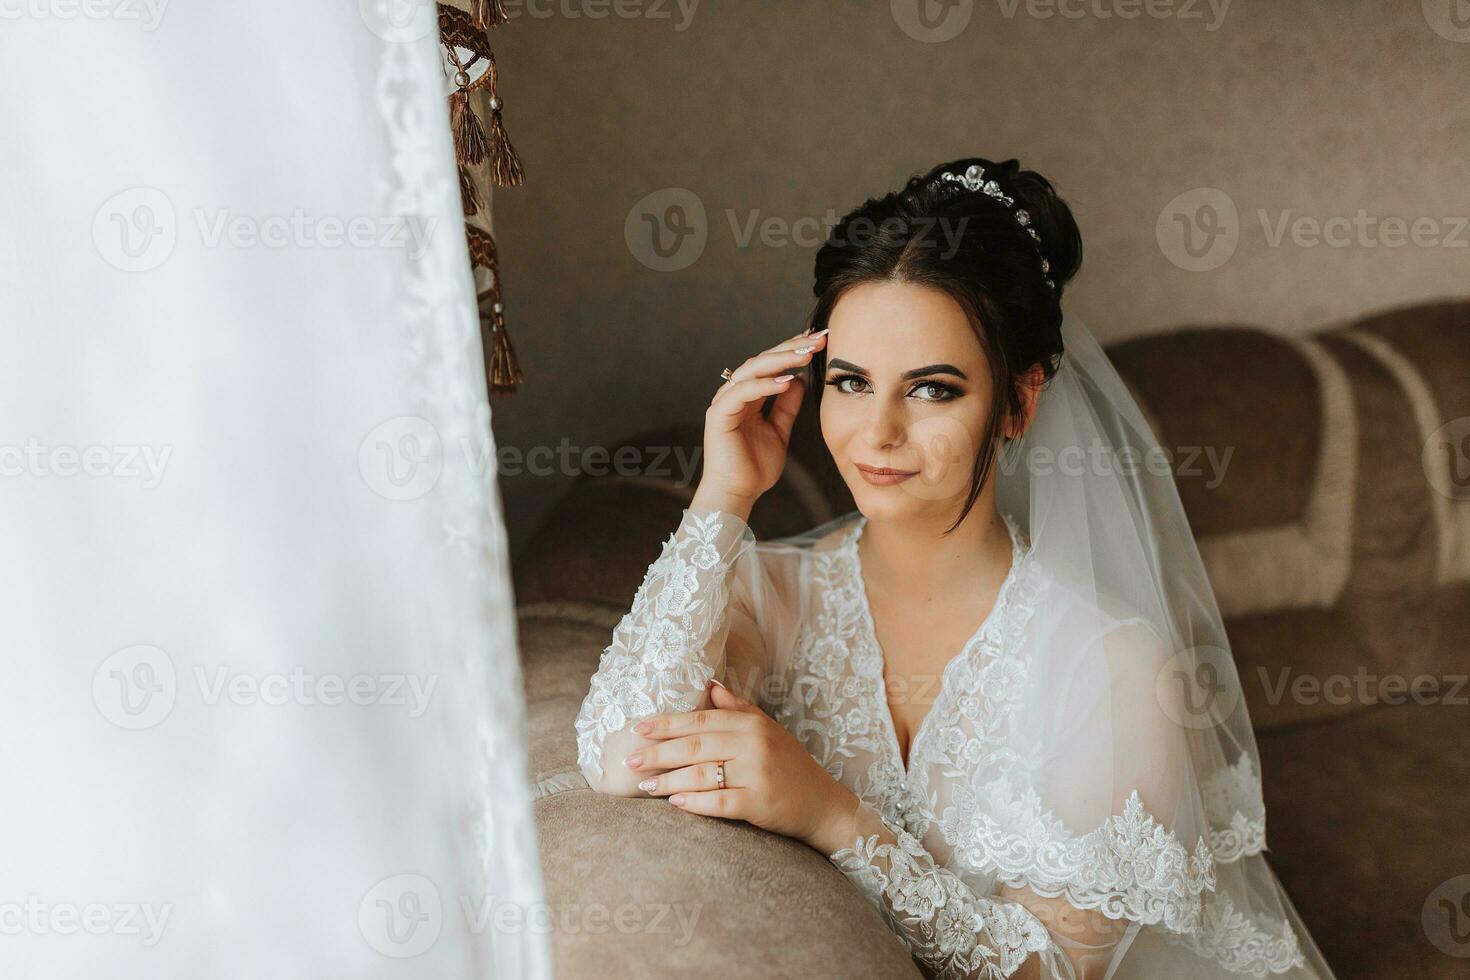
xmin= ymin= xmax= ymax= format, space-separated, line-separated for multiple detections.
xmin=691 ymin=327 xmax=828 ymax=519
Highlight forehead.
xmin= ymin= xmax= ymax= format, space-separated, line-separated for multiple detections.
xmin=826 ymin=281 xmax=982 ymax=366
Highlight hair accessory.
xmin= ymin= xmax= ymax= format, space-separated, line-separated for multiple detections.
xmin=938 ymin=164 xmax=1055 ymax=291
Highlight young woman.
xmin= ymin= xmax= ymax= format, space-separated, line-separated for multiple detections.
xmin=574 ymin=158 xmax=1338 ymax=979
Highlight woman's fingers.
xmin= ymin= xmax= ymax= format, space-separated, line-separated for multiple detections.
xmin=633 ymin=706 xmax=757 ymax=738
xmin=622 ymin=730 xmax=743 ymax=771
xmin=725 ymin=329 xmax=828 ymax=387
xmin=766 ymin=373 xmax=805 ymax=443
xmin=667 ymin=788 xmax=746 ymax=817
xmin=635 ymin=760 xmax=727 ymax=796
xmin=707 ymin=375 xmax=797 ymax=423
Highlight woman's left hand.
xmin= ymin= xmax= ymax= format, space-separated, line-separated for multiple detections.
xmin=622 ymin=679 xmax=861 ymax=855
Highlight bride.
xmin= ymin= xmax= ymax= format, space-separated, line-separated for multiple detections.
xmin=574 ymin=157 xmax=1338 ymax=979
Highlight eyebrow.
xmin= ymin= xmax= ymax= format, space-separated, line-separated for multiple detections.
xmin=826 ymin=358 xmax=970 ymax=382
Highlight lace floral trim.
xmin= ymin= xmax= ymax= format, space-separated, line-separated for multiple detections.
xmin=1167 ymin=890 xmax=1307 ymax=976
xmin=832 ymin=812 xmax=1065 ymax=980
xmin=1202 ymin=753 xmax=1268 ymax=863
xmin=573 ymin=510 xmax=737 ymax=783
xmin=952 ymin=785 xmax=1216 ymax=935
xmin=849 ymin=511 xmax=1030 ymax=805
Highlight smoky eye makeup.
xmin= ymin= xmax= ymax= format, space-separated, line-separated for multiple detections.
xmin=822 ymin=372 xmax=964 ymax=401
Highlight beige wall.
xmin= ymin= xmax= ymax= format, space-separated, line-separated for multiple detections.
xmin=485 ymin=0 xmax=1469 ymax=557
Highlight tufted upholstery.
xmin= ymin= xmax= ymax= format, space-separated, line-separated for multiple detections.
xmin=514 ymin=300 xmax=1470 ymax=979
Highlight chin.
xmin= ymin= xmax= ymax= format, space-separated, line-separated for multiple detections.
xmin=844 ymin=473 xmax=942 ymax=522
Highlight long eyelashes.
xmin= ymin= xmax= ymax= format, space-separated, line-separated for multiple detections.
xmin=823 ymin=373 xmax=961 ymax=402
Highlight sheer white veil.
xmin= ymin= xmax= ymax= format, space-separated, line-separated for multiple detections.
xmin=979 ymin=307 xmax=1338 ymax=978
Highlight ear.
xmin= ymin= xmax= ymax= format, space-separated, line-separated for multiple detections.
xmin=1006 ymin=363 xmax=1047 ymax=440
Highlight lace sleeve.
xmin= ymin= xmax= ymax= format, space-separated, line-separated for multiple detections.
xmin=829 ymin=801 xmax=1074 ymax=980
xmin=574 ymin=506 xmax=757 ymax=791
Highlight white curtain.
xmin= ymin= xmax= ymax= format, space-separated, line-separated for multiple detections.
xmin=0 ymin=2 xmax=549 ymax=977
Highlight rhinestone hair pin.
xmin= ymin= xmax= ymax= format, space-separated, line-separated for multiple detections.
xmin=937 ymin=164 xmax=1055 ymax=291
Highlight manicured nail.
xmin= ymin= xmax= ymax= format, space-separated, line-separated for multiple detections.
xmin=638 ymin=778 xmax=657 ymax=792
xmin=632 ymin=720 xmax=652 ymax=735
xmin=810 ymin=328 xmax=829 ymax=337
xmin=668 ymin=794 xmax=686 ymax=806
xmin=774 ymin=374 xmax=794 ymax=383
xmin=710 ymin=677 xmax=727 ymax=691
xmin=794 ymin=344 xmax=814 ymax=354
xmin=623 ymin=752 xmax=642 ymax=768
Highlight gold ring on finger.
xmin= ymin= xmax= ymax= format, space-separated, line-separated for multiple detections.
xmin=714 ymin=760 xmax=726 ymax=790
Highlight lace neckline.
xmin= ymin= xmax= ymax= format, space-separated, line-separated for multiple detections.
xmin=844 ymin=512 xmax=1029 ymax=781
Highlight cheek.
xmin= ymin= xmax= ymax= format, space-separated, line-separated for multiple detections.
xmin=905 ymin=402 xmax=988 ymax=500
xmin=819 ymin=396 xmax=849 ymax=459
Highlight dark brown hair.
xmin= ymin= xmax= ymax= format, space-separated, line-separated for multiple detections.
xmin=804 ymin=157 xmax=1081 ymax=534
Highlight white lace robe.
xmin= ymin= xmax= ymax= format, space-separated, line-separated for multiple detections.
xmin=574 ymin=507 xmax=1312 ymax=980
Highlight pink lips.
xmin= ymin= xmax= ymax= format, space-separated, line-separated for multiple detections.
xmin=855 ymin=464 xmax=919 ymax=487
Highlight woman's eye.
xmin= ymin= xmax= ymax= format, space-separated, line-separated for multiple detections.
xmin=826 ymin=375 xmax=869 ymax=395
xmin=910 ymin=381 xmax=957 ymax=402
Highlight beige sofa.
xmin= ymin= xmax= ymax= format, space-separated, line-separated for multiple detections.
xmin=513 ymin=300 xmax=1470 ymax=979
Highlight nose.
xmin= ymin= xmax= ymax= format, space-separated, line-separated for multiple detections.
xmin=861 ymin=395 xmax=908 ymax=453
